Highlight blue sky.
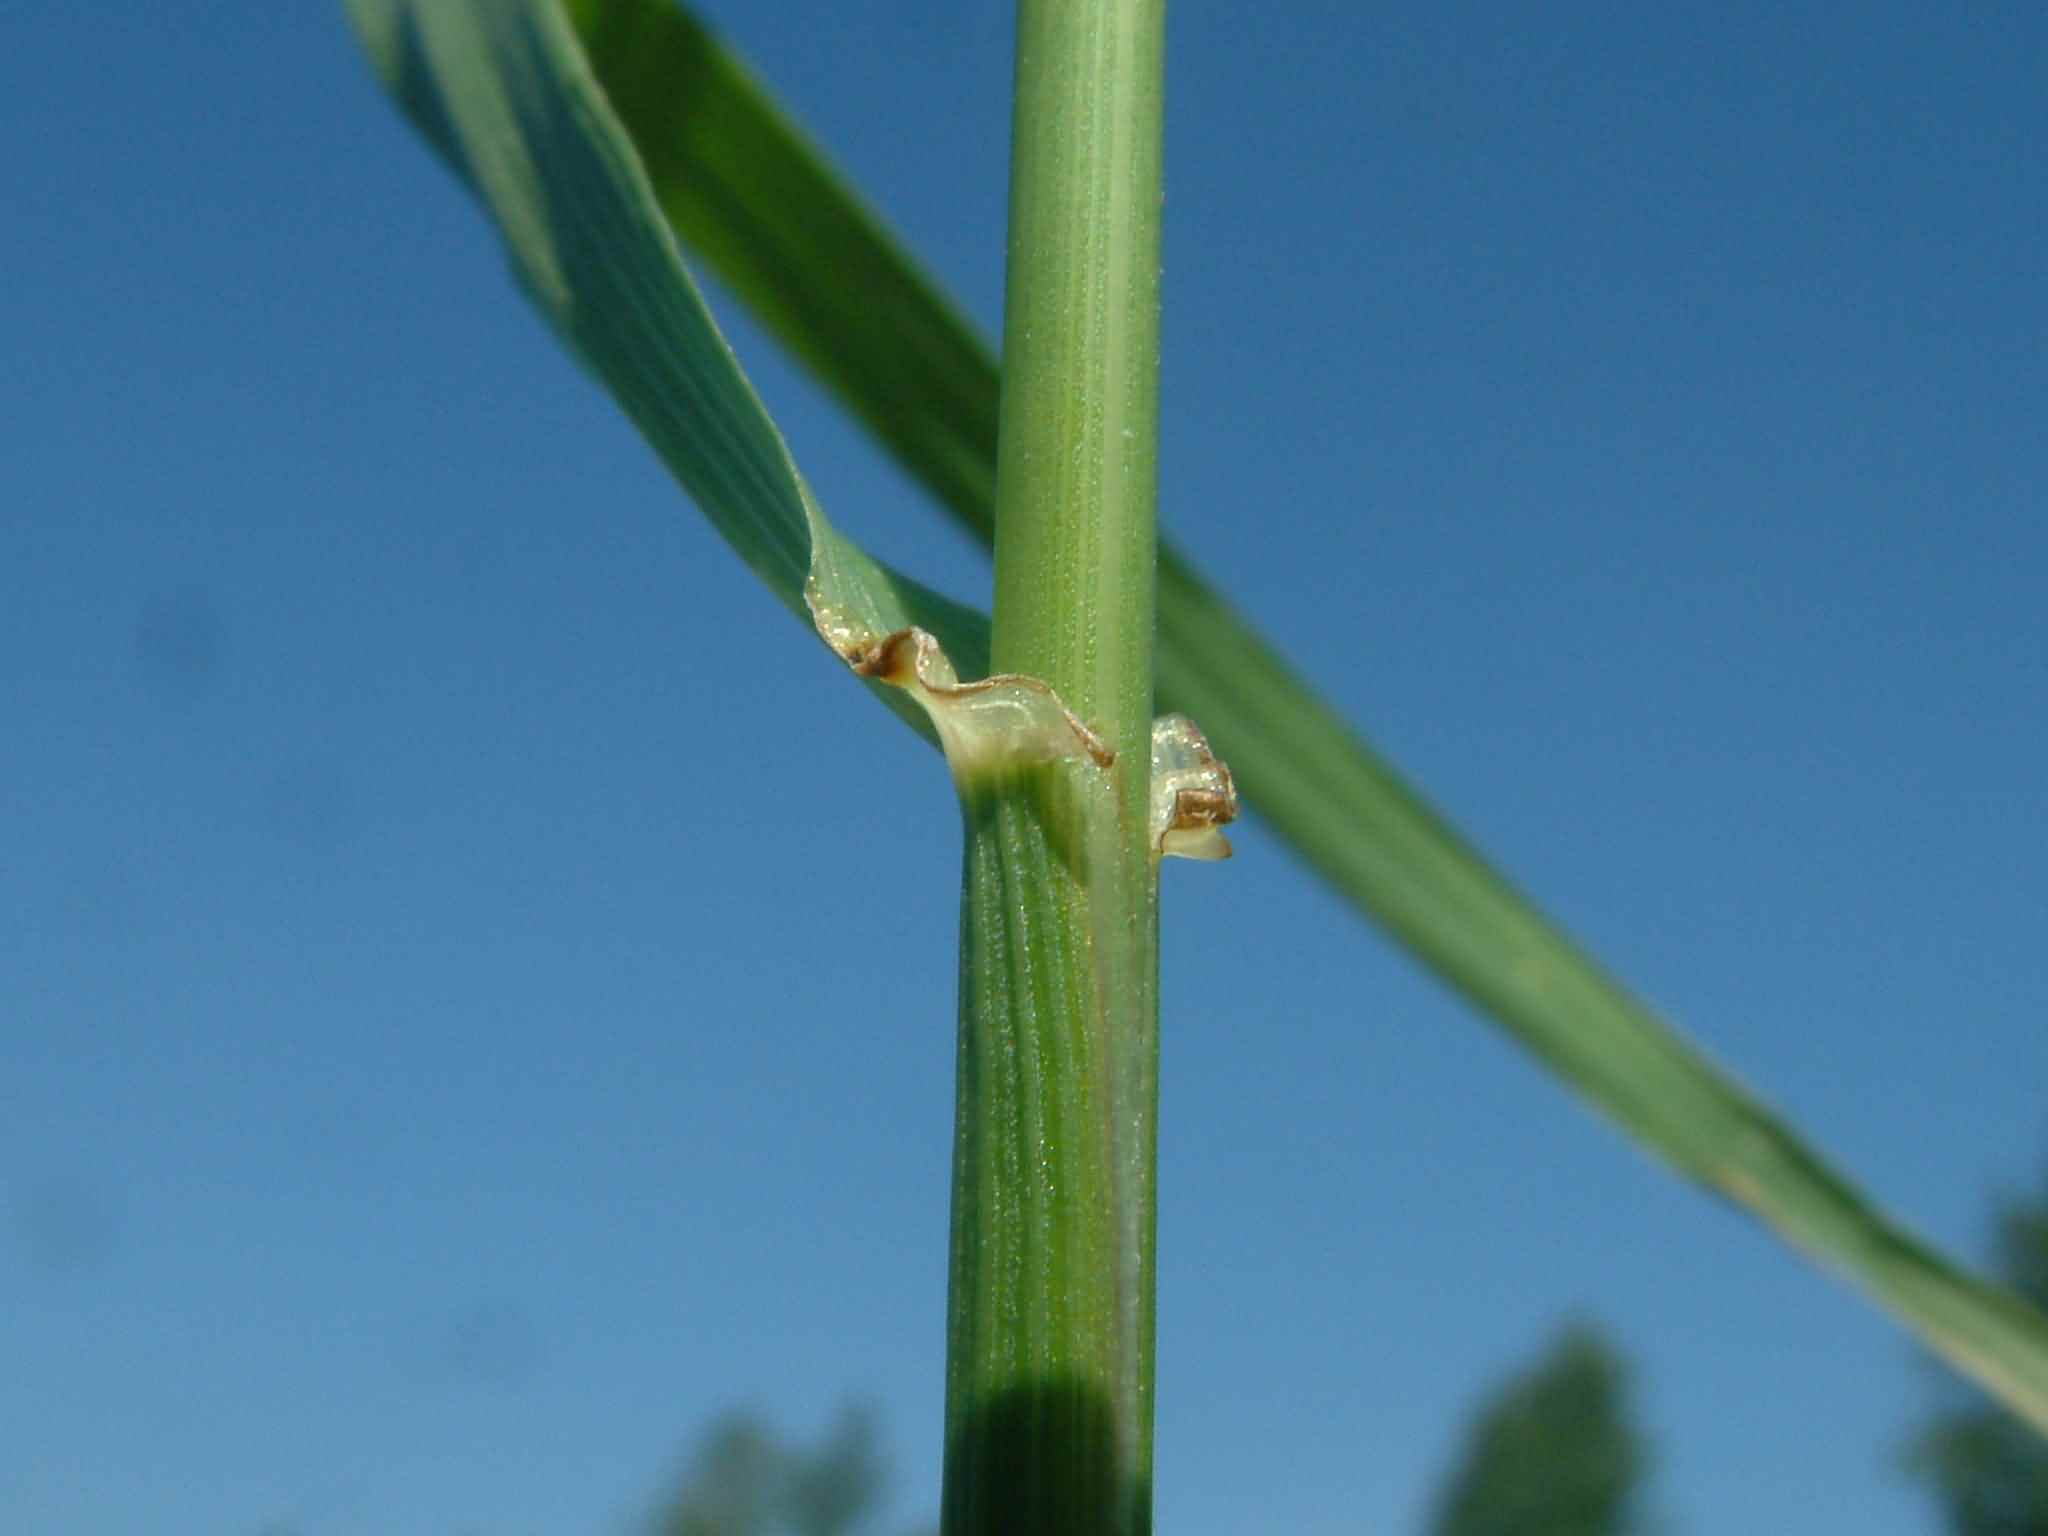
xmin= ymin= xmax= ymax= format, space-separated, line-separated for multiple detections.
xmin=4 ymin=3 xmax=2044 ymax=1532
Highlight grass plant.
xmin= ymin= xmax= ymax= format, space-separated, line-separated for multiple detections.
xmin=346 ymin=0 xmax=2048 ymax=1526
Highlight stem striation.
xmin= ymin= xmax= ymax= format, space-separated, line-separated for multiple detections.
xmin=941 ymin=2 xmax=1165 ymax=1533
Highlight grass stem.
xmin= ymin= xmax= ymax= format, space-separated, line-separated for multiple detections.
xmin=941 ymin=3 xmax=1165 ymax=1533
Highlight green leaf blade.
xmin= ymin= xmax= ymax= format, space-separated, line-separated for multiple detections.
xmin=347 ymin=0 xmax=987 ymax=749
xmin=561 ymin=0 xmax=1001 ymax=540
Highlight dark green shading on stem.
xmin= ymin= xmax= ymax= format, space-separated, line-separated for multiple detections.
xmin=945 ymin=1376 xmax=1137 ymax=1536
xmin=548 ymin=0 xmax=2048 ymax=1438
xmin=1428 ymin=1326 xmax=1648 ymax=1536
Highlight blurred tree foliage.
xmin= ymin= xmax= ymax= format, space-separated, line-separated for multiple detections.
xmin=1427 ymin=1324 xmax=1649 ymax=1536
xmin=653 ymin=1403 xmax=926 ymax=1536
xmin=1912 ymin=1173 xmax=2048 ymax=1535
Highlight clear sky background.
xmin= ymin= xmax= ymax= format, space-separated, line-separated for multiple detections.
xmin=4 ymin=3 xmax=2044 ymax=1533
